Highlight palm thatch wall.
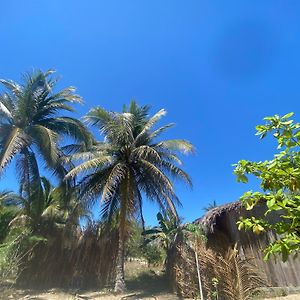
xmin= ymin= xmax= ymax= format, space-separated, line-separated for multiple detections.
xmin=195 ymin=201 xmax=300 ymax=287
xmin=16 ymin=223 xmax=118 ymax=289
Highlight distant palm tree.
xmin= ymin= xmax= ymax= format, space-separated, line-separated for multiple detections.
xmin=203 ymin=200 xmax=218 ymax=212
xmin=0 ymin=69 xmax=92 ymax=207
xmin=66 ymin=101 xmax=194 ymax=292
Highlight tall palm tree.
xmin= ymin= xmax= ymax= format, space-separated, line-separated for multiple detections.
xmin=0 ymin=69 xmax=92 ymax=207
xmin=66 ymin=101 xmax=194 ymax=292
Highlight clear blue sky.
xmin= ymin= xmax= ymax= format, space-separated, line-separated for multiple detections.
xmin=1 ymin=1 xmax=300 ymax=225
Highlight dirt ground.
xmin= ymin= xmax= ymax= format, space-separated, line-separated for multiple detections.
xmin=0 ymin=261 xmax=181 ymax=300
xmin=1 ymin=261 xmax=300 ymax=299
xmin=263 ymin=296 xmax=300 ymax=300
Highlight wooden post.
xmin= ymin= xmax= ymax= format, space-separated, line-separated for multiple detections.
xmin=195 ymin=246 xmax=204 ymax=300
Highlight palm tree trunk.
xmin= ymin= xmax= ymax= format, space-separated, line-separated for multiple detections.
xmin=114 ymin=177 xmax=129 ymax=293
xmin=114 ymin=226 xmax=126 ymax=292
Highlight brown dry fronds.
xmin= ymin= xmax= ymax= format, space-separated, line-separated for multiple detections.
xmin=167 ymin=238 xmax=266 ymax=300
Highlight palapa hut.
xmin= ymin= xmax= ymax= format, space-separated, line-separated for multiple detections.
xmin=195 ymin=201 xmax=300 ymax=287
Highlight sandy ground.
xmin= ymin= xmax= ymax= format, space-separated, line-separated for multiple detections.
xmin=2 ymin=289 xmax=300 ymax=299
xmin=1 ymin=261 xmax=300 ymax=299
xmin=0 ymin=291 xmax=179 ymax=299
xmin=0 ymin=287 xmax=181 ymax=299
xmin=0 ymin=261 xmax=181 ymax=299
xmin=263 ymin=296 xmax=300 ymax=300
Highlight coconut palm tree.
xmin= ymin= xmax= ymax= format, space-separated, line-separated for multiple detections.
xmin=66 ymin=101 xmax=194 ymax=292
xmin=0 ymin=69 xmax=92 ymax=209
xmin=7 ymin=176 xmax=90 ymax=235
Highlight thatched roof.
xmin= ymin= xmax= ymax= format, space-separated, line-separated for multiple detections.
xmin=194 ymin=201 xmax=242 ymax=234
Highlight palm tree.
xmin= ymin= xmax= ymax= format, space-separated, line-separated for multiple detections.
xmin=66 ymin=101 xmax=194 ymax=292
xmin=203 ymin=200 xmax=218 ymax=212
xmin=0 ymin=69 xmax=92 ymax=210
xmin=7 ymin=176 xmax=90 ymax=235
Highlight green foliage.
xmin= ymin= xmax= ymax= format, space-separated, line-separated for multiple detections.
xmin=67 ymin=101 xmax=194 ymax=222
xmin=0 ymin=69 xmax=92 ymax=178
xmin=234 ymin=112 xmax=300 ymax=261
xmin=184 ymin=223 xmax=207 ymax=250
xmin=0 ymin=206 xmax=18 ymax=242
xmin=0 ymin=191 xmax=21 ymax=242
xmin=142 ymin=212 xmax=181 ymax=252
xmin=125 ymin=221 xmax=144 ymax=258
xmin=142 ymin=243 xmax=165 ymax=266
xmin=211 ymin=277 xmax=219 ymax=300
xmin=0 ymin=226 xmax=45 ymax=278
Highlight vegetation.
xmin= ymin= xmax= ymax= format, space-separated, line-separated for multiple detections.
xmin=1 ymin=69 xmax=298 ymax=299
xmin=0 ymin=70 xmax=96 ymax=286
xmin=235 ymin=112 xmax=300 ymax=261
xmin=142 ymin=212 xmax=181 ymax=254
xmin=0 ymin=191 xmax=19 ymax=242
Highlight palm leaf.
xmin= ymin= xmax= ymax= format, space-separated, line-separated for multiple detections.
xmin=154 ymin=139 xmax=195 ymax=154
xmin=0 ymin=127 xmax=28 ymax=172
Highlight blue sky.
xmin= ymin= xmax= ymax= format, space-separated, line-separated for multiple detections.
xmin=1 ymin=1 xmax=300 ymax=225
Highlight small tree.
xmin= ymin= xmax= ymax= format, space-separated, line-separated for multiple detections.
xmin=142 ymin=212 xmax=181 ymax=254
xmin=234 ymin=112 xmax=300 ymax=261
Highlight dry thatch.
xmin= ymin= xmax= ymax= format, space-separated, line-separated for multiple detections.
xmin=167 ymin=233 xmax=266 ymax=299
xmin=195 ymin=200 xmax=300 ymax=287
xmin=15 ymin=223 xmax=118 ymax=289
xmin=167 ymin=200 xmax=300 ymax=299
xmin=195 ymin=201 xmax=243 ymax=235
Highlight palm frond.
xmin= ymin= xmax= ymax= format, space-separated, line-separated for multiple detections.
xmin=160 ymin=161 xmax=192 ymax=187
xmin=28 ymin=125 xmax=59 ymax=168
xmin=134 ymin=109 xmax=166 ymax=144
xmin=132 ymin=145 xmax=161 ymax=161
xmin=65 ymin=155 xmax=113 ymax=179
xmin=154 ymin=139 xmax=195 ymax=154
xmin=101 ymin=163 xmax=127 ymax=204
xmin=0 ymin=79 xmax=22 ymax=97
xmin=40 ymin=117 xmax=93 ymax=144
xmin=149 ymin=123 xmax=175 ymax=140
xmin=0 ymin=127 xmax=28 ymax=172
xmin=83 ymin=107 xmax=113 ymax=128
xmin=0 ymin=101 xmax=12 ymax=120
xmin=138 ymin=159 xmax=174 ymax=193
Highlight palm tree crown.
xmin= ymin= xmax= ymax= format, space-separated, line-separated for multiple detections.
xmin=66 ymin=101 xmax=194 ymax=292
xmin=0 ymin=70 xmax=92 ymax=206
